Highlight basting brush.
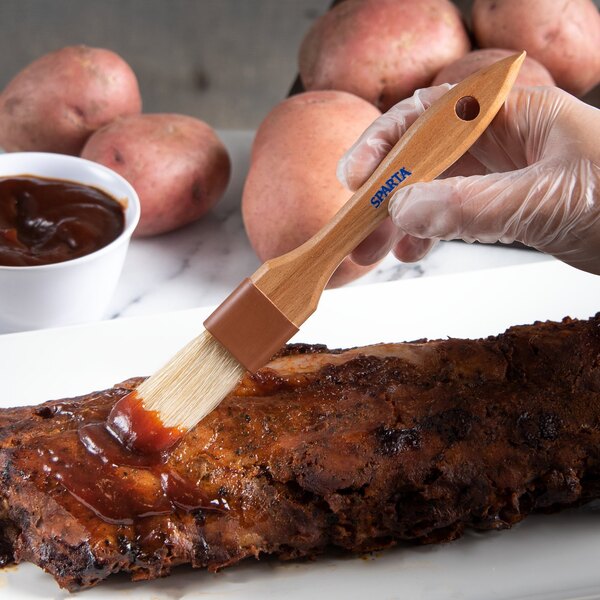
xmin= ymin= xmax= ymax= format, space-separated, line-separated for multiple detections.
xmin=107 ymin=52 xmax=526 ymax=453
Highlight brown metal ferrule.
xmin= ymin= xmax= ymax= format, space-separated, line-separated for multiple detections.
xmin=204 ymin=278 xmax=299 ymax=373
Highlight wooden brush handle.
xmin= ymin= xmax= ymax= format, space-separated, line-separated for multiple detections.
xmin=251 ymin=52 xmax=525 ymax=326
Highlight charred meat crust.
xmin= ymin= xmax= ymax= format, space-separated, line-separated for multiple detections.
xmin=1 ymin=316 xmax=600 ymax=590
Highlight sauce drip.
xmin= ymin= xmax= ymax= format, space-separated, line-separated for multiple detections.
xmin=39 ymin=416 xmax=227 ymax=525
xmin=107 ymin=391 xmax=186 ymax=454
xmin=0 ymin=176 xmax=125 ymax=266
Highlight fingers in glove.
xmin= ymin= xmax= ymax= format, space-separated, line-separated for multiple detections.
xmin=337 ymin=84 xmax=451 ymax=192
xmin=350 ymin=218 xmax=396 ymax=266
xmin=393 ymin=235 xmax=438 ymax=263
xmin=388 ymin=160 xmax=595 ymax=250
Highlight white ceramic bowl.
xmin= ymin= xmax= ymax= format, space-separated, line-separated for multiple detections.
xmin=0 ymin=152 xmax=140 ymax=333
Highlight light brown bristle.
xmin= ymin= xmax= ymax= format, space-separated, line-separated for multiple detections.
xmin=138 ymin=330 xmax=246 ymax=430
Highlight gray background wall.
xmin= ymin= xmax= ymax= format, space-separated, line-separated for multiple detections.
xmin=0 ymin=0 xmax=330 ymax=129
xmin=0 ymin=1 xmax=597 ymax=130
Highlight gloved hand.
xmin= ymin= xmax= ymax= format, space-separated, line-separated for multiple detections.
xmin=337 ymin=84 xmax=600 ymax=275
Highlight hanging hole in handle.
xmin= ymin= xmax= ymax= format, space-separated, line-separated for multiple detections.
xmin=455 ymin=96 xmax=480 ymax=121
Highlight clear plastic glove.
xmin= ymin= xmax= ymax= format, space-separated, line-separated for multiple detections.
xmin=337 ymin=85 xmax=600 ymax=275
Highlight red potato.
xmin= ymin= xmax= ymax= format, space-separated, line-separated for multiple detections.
xmin=0 ymin=45 xmax=141 ymax=155
xmin=299 ymin=0 xmax=470 ymax=111
xmin=472 ymin=0 xmax=600 ymax=96
xmin=243 ymin=91 xmax=381 ymax=288
xmin=81 ymin=114 xmax=230 ymax=237
xmin=433 ymin=48 xmax=555 ymax=87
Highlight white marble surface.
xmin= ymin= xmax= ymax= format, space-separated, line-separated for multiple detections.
xmin=106 ymin=130 xmax=551 ymax=322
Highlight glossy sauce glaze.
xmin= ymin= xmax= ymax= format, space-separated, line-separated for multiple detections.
xmin=106 ymin=391 xmax=186 ymax=454
xmin=0 ymin=176 xmax=125 ymax=266
xmin=38 ymin=412 xmax=227 ymax=525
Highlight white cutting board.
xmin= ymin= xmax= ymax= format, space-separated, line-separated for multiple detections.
xmin=1 ymin=259 xmax=600 ymax=600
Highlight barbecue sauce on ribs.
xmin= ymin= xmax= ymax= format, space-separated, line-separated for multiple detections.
xmin=107 ymin=390 xmax=186 ymax=453
xmin=2 ymin=319 xmax=600 ymax=591
xmin=38 ymin=407 xmax=228 ymax=525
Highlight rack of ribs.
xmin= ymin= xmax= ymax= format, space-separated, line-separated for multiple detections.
xmin=1 ymin=315 xmax=600 ymax=590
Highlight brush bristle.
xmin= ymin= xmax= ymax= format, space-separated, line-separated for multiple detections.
xmin=138 ymin=330 xmax=246 ymax=430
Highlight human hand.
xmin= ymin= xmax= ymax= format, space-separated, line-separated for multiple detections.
xmin=337 ymin=85 xmax=600 ymax=275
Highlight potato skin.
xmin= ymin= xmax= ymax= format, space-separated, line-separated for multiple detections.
xmin=299 ymin=0 xmax=470 ymax=111
xmin=0 ymin=45 xmax=141 ymax=155
xmin=243 ymin=91 xmax=381 ymax=288
xmin=81 ymin=114 xmax=231 ymax=237
xmin=472 ymin=0 xmax=600 ymax=95
xmin=433 ymin=48 xmax=555 ymax=87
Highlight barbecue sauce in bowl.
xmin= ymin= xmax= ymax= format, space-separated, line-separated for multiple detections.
xmin=0 ymin=176 xmax=125 ymax=267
